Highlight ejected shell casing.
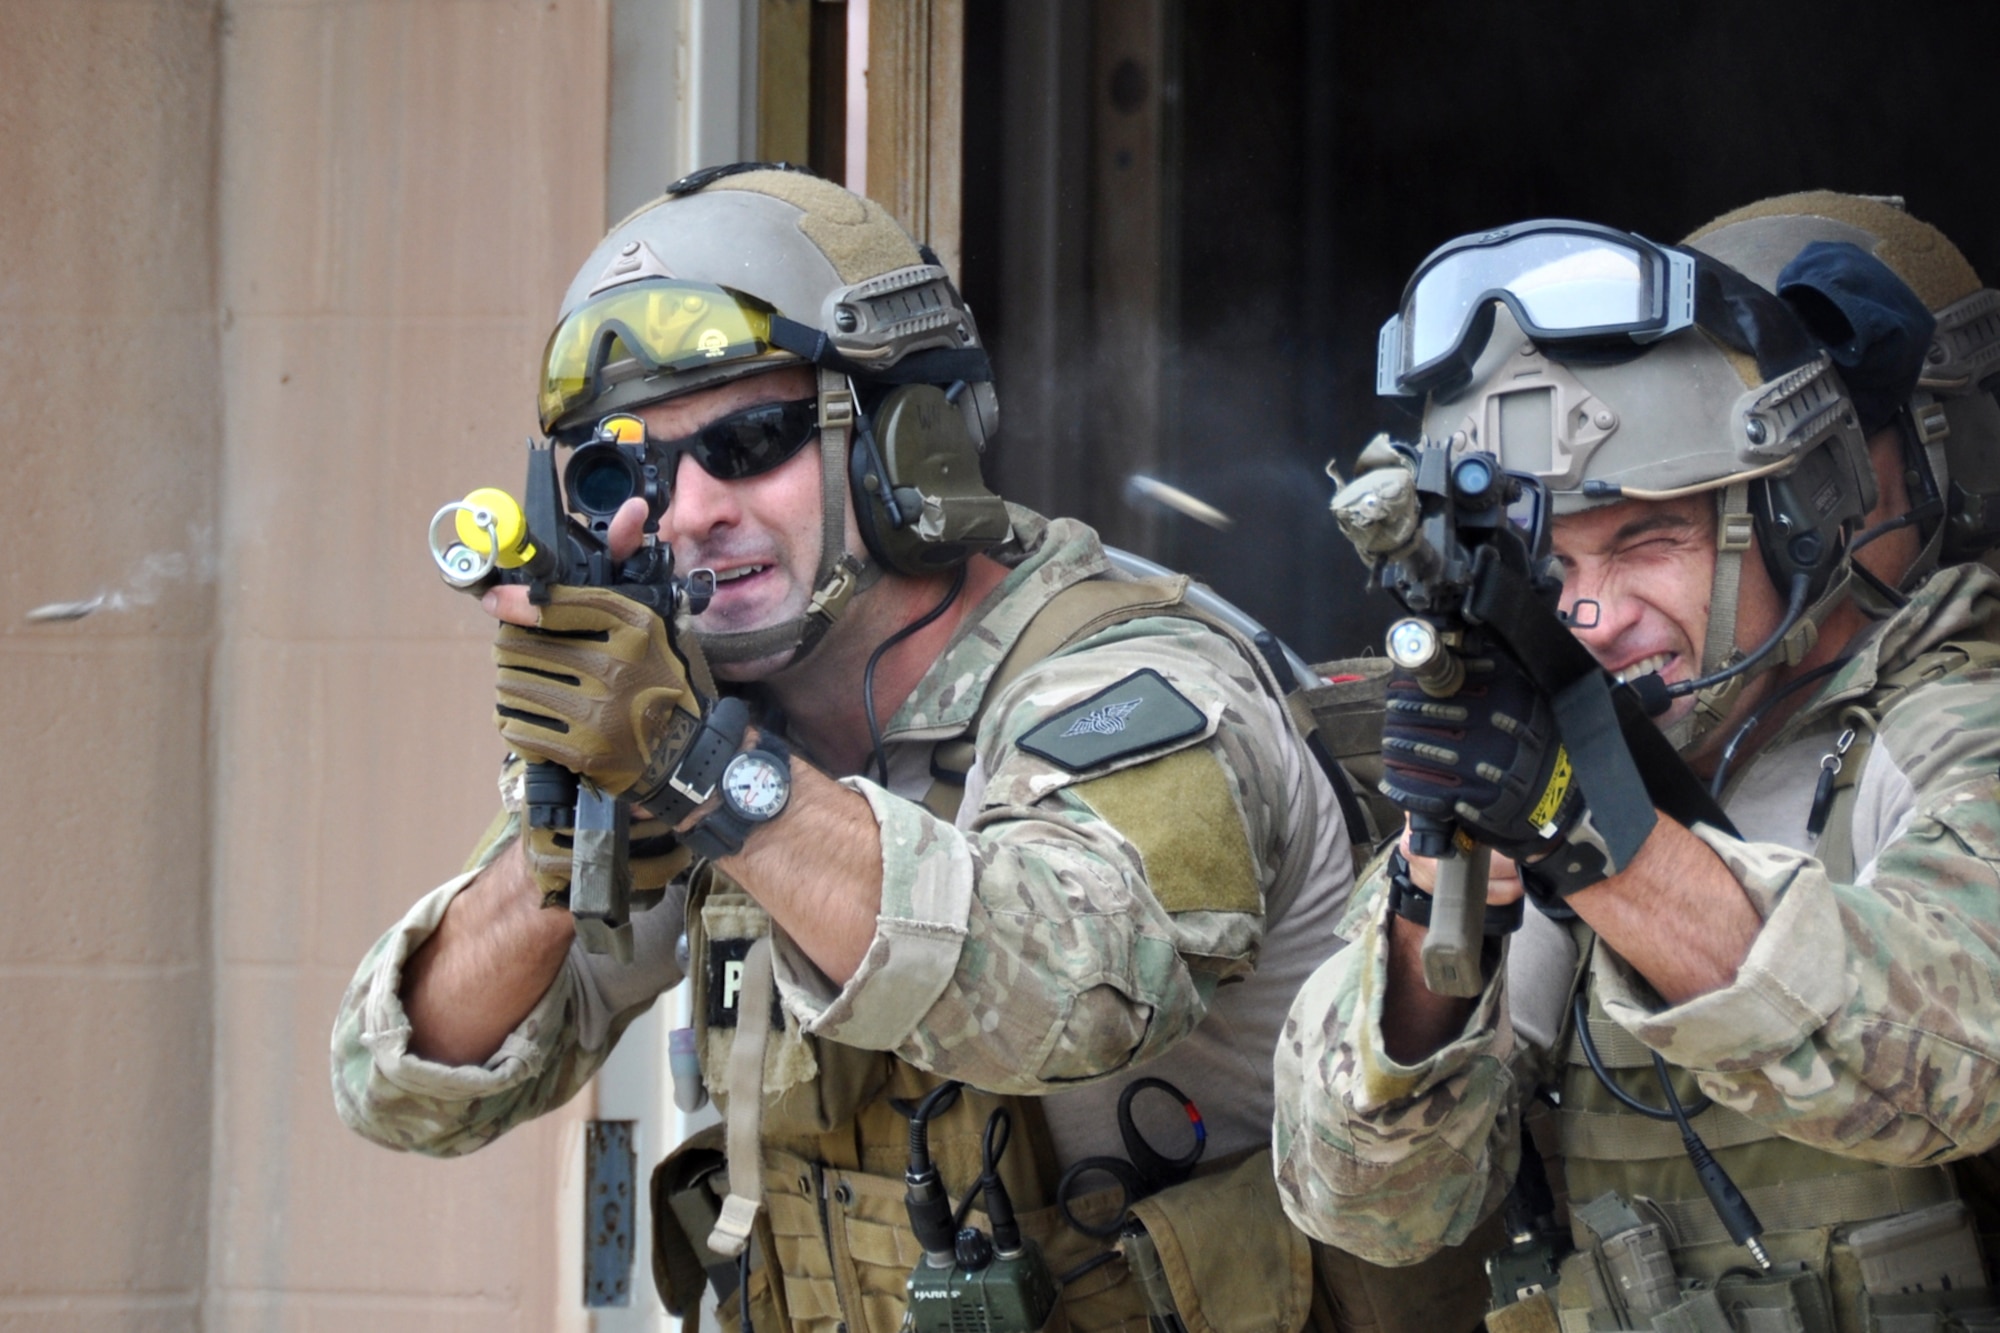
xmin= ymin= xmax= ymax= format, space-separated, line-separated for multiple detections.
xmin=1387 ymin=617 xmax=1464 ymax=697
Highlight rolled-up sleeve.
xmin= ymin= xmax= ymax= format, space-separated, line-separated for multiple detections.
xmin=1600 ymin=667 xmax=2000 ymax=1166
xmin=1273 ymin=870 xmax=1525 ymax=1264
xmin=778 ymin=617 xmax=1320 ymax=1094
xmin=331 ymin=857 xmax=686 ymax=1157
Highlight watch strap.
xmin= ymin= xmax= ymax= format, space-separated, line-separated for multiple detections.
xmin=631 ymin=695 xmax=751 ymax=822
xmin=685 ymin=732 xmax=793 ymax=861
xmin=1386 ymin=848 xmax=1524 ymax=937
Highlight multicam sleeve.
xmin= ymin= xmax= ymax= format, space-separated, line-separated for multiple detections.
xmin=779 ymin=616 xmax=1329 ymax=1092
xmin=1272 ymin=869 xmax=1525 ymax=1265
xmin=330 ymin=811 xmax=681 ymax=1157
xmin=1597 ymin=667 xmax=2000 ymax=1164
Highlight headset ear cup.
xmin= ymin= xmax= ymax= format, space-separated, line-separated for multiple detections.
xmin=850 ymin=385 xmax=1010 ymax=577
xmin=848 ymin=418 xmax=910 ymax=575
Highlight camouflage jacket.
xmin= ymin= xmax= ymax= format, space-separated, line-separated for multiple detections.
xmin=1272 ymin=561 xmax=2000 ymax=1265
xmin=334 ymin=506 xmax=1353 ymax=1166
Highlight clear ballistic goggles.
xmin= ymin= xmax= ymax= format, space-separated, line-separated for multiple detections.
xmin=1377 ymin=221 xmax=1697 ymax=398
xmin=539 ymin=278 xmax=785 ymax=433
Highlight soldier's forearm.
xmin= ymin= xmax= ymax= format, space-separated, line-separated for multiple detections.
xmin=1567 ymin=816 xmax=1762 ymax=1005
xmin=404 ymin=836 xmax=576 ymax=1065
xmin=716 ymin=761 xmax=883 ymax=986
xmin=1381 ymin=914 xmax=1480 ymax=1064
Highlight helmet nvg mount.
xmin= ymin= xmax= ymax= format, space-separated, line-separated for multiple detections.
xmin=542 ymin=162 xmax=1012 ymax=666
xmin=1685 ymin=191 xmax=2000 ymax=581
xmin=1403 ymin=220 xmax=1876 ymax=750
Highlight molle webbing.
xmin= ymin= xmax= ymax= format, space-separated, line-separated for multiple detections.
xmin=1649 ymin=1169 xmax=1956 ymax=1251
xmin=1560 ymin=985 xmax=1958 ymax=1260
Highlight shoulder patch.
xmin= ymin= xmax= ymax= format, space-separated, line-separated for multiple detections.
xmin=1017 ymin=668 xmax=1207 ymax=773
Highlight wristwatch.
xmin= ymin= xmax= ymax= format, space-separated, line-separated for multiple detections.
xmin=635 ymin=695 xmax=751 ymax=822
xmin=684 ymin=731 xmax=794 ymax=860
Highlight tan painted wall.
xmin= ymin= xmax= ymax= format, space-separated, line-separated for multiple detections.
xmin=1 ymin=4 xmax=221 ymax=1329
xmin=3 ymin=0 xmax=614 ymax=1327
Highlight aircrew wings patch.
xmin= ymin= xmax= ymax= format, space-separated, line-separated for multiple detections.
xmin=1016 ymin=668 xmax=1207 ymax=773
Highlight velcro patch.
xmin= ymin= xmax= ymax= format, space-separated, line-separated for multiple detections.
xmin=706 ymin=938 xmax=783 ymax=1030
xmin=1070 ymin=747 xmax=1260 ymax=914
xmin=1017 ymin=669 xmax=1207 ymax=773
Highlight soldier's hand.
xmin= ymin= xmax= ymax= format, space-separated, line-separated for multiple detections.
xmin=1398 ymin=825 xmax=1526 ymax=907
xmin=1380 ymin=639 xmax=1583 ymax=862
xmin=524 ymin=811 xmax=693 ymax=904
xmin=492 ymin=583 xmax=712 ymax=800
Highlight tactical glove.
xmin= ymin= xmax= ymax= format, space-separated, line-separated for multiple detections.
xmin=493 ymin=584 xmax=711 ymax=806
xmin=1379 ymin=633 xmax=1585 ymax=863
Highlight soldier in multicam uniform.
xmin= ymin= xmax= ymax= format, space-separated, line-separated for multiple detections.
xmin=1275 ymin=214 xmax=2000 ymax=1333
xmin=331 ymin=165 xmax=1365 ymax=1333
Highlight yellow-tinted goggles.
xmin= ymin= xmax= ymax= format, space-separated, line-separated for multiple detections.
xmin=538 ymin=279 xmax=781 ymax=433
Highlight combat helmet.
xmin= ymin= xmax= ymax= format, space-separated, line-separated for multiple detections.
xmin=1685 ymin=192 xmax=2000 ymax=582
xmin=540 ymin=162 xmax=1010 ymax=666
xmin=1378 ymin=219 xmax=1880 ymax=749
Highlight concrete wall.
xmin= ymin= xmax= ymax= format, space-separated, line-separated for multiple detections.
xmin=2 ymin=0 xmax=614 ymax=1327
xmin=0 ymin=4 xmax=222 ymax=1329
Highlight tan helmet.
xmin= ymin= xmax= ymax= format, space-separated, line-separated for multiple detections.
xmin=1685 ymin=192 xmax=2000 ymax=577
xmin=540 ymin=163 xmax=1010 ymax=666
xmin=1403 ymin=222 xmax=1874 ymax=749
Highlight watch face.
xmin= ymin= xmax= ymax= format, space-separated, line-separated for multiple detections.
xmin=722 ymin=752 xmax=790 ymax=820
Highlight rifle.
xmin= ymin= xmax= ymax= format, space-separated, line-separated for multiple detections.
xmin=1330 ymin=435 xmax=1559 ymax=996
xmin=428 ymin=414 xmax=715 ymax=962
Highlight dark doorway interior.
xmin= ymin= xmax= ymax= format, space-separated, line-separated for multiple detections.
xmin=967 ymin=0 xmax=2000 ymax=664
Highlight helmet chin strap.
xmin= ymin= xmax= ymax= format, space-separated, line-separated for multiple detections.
xmin=1667 ymin=482 xmax=1851 ymax=751
xmin=688 ymin=367 xmax=883 ymax=668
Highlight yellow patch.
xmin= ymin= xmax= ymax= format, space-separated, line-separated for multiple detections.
xmin=1070 ymin=747 xmax=1260 ymax=914
xmin=1528 ymin=746 xmax=1573 ymax=832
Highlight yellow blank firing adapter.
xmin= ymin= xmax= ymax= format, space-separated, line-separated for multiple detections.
xmin=429 ymin=486 xmax=536 ymax=587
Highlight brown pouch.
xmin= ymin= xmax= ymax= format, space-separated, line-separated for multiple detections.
xmin=1126 ymin=1149 xmax=1313 ymax=1333
xmin=651 ymin=1121 xmax=789 ymax=1333
xmin=650 ymin=1121 xmax=731 ymax=1317
xmin=1315 ymin=1205 xmax=1507 ymax=1333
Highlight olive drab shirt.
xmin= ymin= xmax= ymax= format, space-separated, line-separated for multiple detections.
xmin=333 ymin=506 xmax=1353 ymax=1171
xmin=1272 ymin=561 xmax=2000 ymax=1266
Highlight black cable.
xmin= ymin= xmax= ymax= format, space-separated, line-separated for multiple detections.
xmin=1848 ymin=556 xmax=1910 ymax=612
xmin=1573 ymin=1000 xmax=1768 ymax=1261
xmin=1571 ymin=993 xmax=1712 ymax=1121
xmin=1706 ymin=656 xmax=1852 ymax=797
xmin=902 ymin=1081 xmax=965 ymax=1260
xmin=951 ymin=1106 xmax=1017 ymax=1234
xmin=1651 ymin=1049 xmax=1772 ymax=1269
xmin=1666 ymin=572 xmax=1811 ymax=699
xmin=1056 ymin=1251 xmax=1121 ymax=1286
xmin=738 ymin=1247 xmax=754 ymax=1333
xmin=1849 ymin=508 xmax=1931 ymax=555
xmin=863 ymin=564 xmax=968 ymax=786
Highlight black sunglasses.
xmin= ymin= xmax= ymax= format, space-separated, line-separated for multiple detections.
xmin=656 ymin=397 xmax=822 ymax=488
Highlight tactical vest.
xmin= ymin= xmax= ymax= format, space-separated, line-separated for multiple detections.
xmin=1493 ymin=630 xmax=2000 ymax=1333
xmin=648 ymin=571 xmax=1495 ymax=1333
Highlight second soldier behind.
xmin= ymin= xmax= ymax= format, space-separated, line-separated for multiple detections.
xmin=1277 ymin=212 xmax=2000 ymax=1333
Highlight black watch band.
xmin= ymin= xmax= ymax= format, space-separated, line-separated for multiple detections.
xmin=1386 ymin=849 xmax=1525 ymax=937
xmin=684 ymin=732 xmax=793 ymax=861
xmin=630 ymin=695 xmax=752 ymax=822
xmin=1519 ymin=839 xmax=1611 ymax=904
